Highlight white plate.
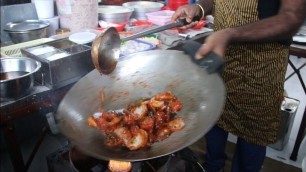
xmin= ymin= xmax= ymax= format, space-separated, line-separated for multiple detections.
xmin=293 ymin=35 xmax=306 ymax=43
xmin=69 ymin=32 xmax=97 ymax=44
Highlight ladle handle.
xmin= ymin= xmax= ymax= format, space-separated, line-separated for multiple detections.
xmin=121 ymin=19 xmax=188 ymax=42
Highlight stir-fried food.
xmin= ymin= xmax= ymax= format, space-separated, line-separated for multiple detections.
xmin=88 ymin=91 xmax=185 ymax=150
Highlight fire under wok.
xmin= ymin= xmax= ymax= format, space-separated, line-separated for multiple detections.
xmin=56 ymin=50 xmax=225 ymax=162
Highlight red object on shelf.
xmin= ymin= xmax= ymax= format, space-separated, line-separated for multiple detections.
xmin=113 ymin=23 xmax=126 ymax=32
xmin=96 ymin=27 xmax=104 ymax=31
xmin=161 ymin=6 xmax=172 ymax=10
xmin=192 ymin=20 xmax=206 ymax=29
xmin=168 ymin=0 xmax=189 ymax=11
xmin=132 ymin=20 xmax=152 ymax=26
xmin=98 ymin=22 xmax=126 ymax=32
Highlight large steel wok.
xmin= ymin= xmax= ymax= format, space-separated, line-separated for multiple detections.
xmin=56 ymin=50 xmax=225 ymax=162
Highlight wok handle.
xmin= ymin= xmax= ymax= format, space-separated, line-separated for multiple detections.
xmin=121 ymin=19 xmax=188 ymax=42
xmin=182 ymin=40 xmax=224 ymax=74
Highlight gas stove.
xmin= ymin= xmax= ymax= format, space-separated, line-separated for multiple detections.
xmin=47 ymin=144 xmax=205 ymax=172
xmin=47 ymin=144 xmax=160 ymax=172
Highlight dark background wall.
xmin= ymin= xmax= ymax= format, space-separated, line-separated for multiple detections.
xmin=0 ymin=0 xmax=31 ymax=6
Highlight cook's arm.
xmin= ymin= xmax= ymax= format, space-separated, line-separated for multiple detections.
xmin=171 ymin=0 xmax=213 ymax=26
xmin=224 ymin=0 xmax=306 ymax=43
xmin=196 ymin=0 xmax=214 ymax=17
xmin=196 ymin=0 xmax=306 ymax=58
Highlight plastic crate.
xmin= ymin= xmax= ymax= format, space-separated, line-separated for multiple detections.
xmin=146 ymin=10 xmax=175 ymax=26
xmin=1 ymin=38 xmax=54 ymax=57
xmin=120 ymin=39 xmax=156 ymax=57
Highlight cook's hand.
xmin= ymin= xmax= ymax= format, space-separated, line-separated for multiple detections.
xmin=195 ymin=29 xmax=233 ymax=59
xmin=171 ymin=4 xmax=202 ymax=29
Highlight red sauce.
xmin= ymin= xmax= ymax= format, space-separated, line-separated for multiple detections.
xmin=0 ymin=71 xmax=28 ymax=80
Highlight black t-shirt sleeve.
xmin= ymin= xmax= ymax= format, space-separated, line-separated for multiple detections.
xmin=257 ymin=0 xmax=292 ymax=45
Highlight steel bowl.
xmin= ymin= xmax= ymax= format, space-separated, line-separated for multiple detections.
xmin=0 ymin=57 xmax=41 ymax=100
xmin=97 ymin=5 xmax=134 ymax=23
xmin=122 ymin=1 xmax=164 ymax=20
xmin=4 ymin=20 xmax=50 ymax=43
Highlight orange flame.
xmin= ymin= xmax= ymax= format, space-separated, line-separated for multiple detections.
xmin=108 ymin=160 xmax=132 ymax=172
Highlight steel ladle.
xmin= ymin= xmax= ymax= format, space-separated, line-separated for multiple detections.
xmin=91 ymin=19 xmax=188 ymax=75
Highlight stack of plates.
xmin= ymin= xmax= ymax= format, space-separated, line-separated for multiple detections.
xmin=293 ymin=33 xmax=306 ymax=44
xmin=68 ymin=32 xmax=97 ymax=44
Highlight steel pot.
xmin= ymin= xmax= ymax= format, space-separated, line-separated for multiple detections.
xmin=98 ymin=5 xmax=134 ymax=23
xmin=0 ymin=57 xmax=41 ymax=100
xmin=4 ymin=20 xmax=50 ymax=43
xmin=122 ymin=1 xmax=164 ymax=20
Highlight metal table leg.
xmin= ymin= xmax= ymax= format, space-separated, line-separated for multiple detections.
xmin=3 ymin=122 xmax=26 ymax=172
xmin=25 ymin=126 xmax=48 ymax=170
xmin=286 ymin=60 xmax=306 ymax=92
xmin=2 ymin=122 xmax=49 ymax=172
xmin=287 ymin=59 xmax=306 ymax=161
xmin=290 ymin=107 xmax=306 ymax=161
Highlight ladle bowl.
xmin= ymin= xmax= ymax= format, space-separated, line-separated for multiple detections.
xmin=91 ymin=27 xmax=121 ymax=75
xmin=91 ymin=19 xmax=188 ymax=75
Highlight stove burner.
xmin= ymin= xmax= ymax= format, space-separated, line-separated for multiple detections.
xmin=46 ymin=144 xmax=205 ymax=172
